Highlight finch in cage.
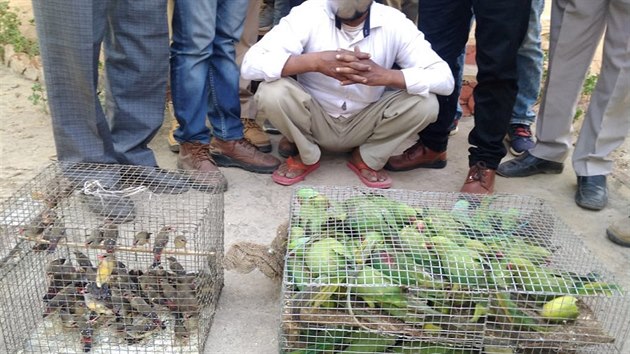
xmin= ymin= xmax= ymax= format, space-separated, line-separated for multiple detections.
xmin=174 ymin=234 xmax=188 ymax=249
xmin=96 ymin=253 xmax=116 ymax=287
xmin=152 ymin=225 xmax=175 ymax=267
xmin=133 ymin=230 xmax=152 ymax=246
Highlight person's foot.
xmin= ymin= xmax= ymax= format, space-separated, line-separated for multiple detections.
xmin=507 ymin=124 xmax=535 ymax=156
xmin=575 ymin=175 xmax=607 ymax=211
xmin=120 ymin=166 xmax=190 ymax=194
xmin=177 ymin=141 xmax=226 ymax=189
xmin=278 ymin=136 xmax=298 ymax=158
xmin=348 ymin=149 xmax=392 ymax=189
xmin=607 ymin=215 xmax=630 ymax=247
xmin=242 ymin=118 xmax=272 ymax=153
xmin=61 ymin=163 xmax=136 ymax=222
xmin=460 ymin=162 xmax=496 ymax=194
xmin=497 ymin=151 xmax=564 ymax=178
xmin=271 ymin=155 xmax=320 ymax=186
xmin=210 ymin=138 xmax=280 ymax=174
xmin=384 ymin=141 xmax=447 ymax=171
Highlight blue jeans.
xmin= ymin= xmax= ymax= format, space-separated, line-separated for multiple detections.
xmin=511 ymin=0 xmax=545 ymax=126
xmin=170 ymin=0 xmax=248 ymax=143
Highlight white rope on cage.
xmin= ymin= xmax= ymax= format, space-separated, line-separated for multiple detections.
xmin=82 ymin=179 xmax=148 ymax=199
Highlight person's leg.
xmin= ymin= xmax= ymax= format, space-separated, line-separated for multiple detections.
xmin=236 ymin=0 xmax=271 ymax=152
xmin=507 ymin=0 xmax=545 ymax=156
xmin=572 ymin=0 xmax=630 ymax=177
xmin=207 ymin=0 xmax=249 ymax=141
xmin=417 ymin=0 xmax=472 ymax=154
xmin=342 ymin=92 xmax=439 ymax=171
xmin=255 ymin=78 xmax=326 ymax=184
xmin=461 ymin=0 xmax=530 ymax=194
xmin=255 ymin=78 xmax=324 ymax=166
xmin=467 ymin=0 xmax=530 ymax=169
xmin=208 ymin=0 xmax=280 ymax=173
xmin=104 ymin=0 xmax=169 ymax=166
xmin=170 ymin=0 xmax=216 ymax=144
xmin=529 ymin=0 xmax=606 ymax=163
xmin=32 ymin=0 xmax=116 ymax=164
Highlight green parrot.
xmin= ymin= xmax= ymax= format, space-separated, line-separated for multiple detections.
xmin=304 ymin=238 xmax=351 ymax=276
xmin=506 ymin=257 xmax=577 ymax=294
xmin=339 ymin=331 xmax=397 ymax=353
xmin=490 ymin=292 xmax=547 ymax=332
xmin=351 ymin=266 xmax=408 ymax=309
xmin=430 ymin=236 xmax=487 ymax=288
xmin=369 ymin=248 xmax=442 ymax=289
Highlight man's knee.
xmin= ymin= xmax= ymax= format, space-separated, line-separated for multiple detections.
xmin=255 ymin=79 xmax=293 ymax=109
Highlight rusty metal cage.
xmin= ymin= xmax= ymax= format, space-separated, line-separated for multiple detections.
xmin=280 ymin=186 xmax=630 ymax=354
xmin=0 ymin=162 xmax=226 ymax=353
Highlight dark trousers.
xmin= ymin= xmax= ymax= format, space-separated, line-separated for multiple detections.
xmin=417 ymin=0 xmax=531 ymax=169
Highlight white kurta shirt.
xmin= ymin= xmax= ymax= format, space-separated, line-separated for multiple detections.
xmin=241 ymin=0 xmax=454 ymax=118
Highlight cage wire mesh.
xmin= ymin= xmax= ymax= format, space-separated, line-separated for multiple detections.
xmin=0 ymin=162 xmax=226 ymax=353
xmin=280 ymin=186 xmax=630 ymax=354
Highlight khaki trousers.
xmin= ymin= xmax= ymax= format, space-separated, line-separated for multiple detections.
xmin=255 ymin=78 xmax=438 ymax=169
xmin=236 ymin=0 xmax=262 ymax=120
xmin=531 ymin=0 xmax=630 ymax=176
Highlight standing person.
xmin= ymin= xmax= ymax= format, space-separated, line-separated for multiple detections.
xmin=385 ymin=0 xmax=531 ymax=194
xmin=506 ymin=0 xmax=546 ymax=156
xmin=170 ymin=0 xmax=280 ymax=179
xmin=32 ymin=0 xmax=187 ymax=222
xmin=242 ymin=0 xmax=453 ymax=188
xmin=237 ymin=0 xmax=273 ymax=153
xmin=497 ymin=0 xmax=630 ymax=211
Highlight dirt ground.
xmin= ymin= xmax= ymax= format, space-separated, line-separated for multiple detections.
xmin=1 ymin=1 xmax=629 ymax=353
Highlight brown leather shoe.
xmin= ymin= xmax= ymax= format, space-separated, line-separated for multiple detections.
xmin=242 ymin=118 xmax=271 ymax=153
xmin=384 ymin=141 xmax=447 ymax=171
xmin=178 ymin=142 xmax=225 ymax=188
xmin=460 ymin=162 xmax=496 ymax=194
xmin=210 ymin=138 xmax=280 ymax=174
xmin=278 ymin=136 xmax=298 ymax=158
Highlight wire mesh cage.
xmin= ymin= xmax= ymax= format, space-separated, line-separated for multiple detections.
xmin=280 ymin=186 xmax=630 ymax=354
xmin=0 ymin=162 xmax=226 ymax=353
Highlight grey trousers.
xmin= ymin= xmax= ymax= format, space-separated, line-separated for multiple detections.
xmin=33 ymin=0 xmax=169 ymax=166
xmin=531 ymin=0 xmax=630 ymax=176
xmin=255 ymin=78 xmax=438 ymax=169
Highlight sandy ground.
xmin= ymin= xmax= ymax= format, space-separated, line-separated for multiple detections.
xmin=1 ymin=1 xmax=629 ymax=353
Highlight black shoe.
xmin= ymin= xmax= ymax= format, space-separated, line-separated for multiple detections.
xmin=81 ymin=193 xmax=136 ymax=223
xmin=497 ymin=151 xmax=564 ymax=177
xmin=61 ymin=162 xmax=124 ymax=189
xmin=121 ymin=166 xmax=190 ymax=194
xmin=575 ymin=175 xmax=607 ymax=211
xmin=60 ymin=162 xmax=136 ymax=222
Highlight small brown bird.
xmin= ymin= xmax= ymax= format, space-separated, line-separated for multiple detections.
xmin=167 ymin=256 xmax=186 ymax=276
xmin=45 ymin=219 xmax=66 ymax=253
xmin=173 ymin=315 xmax=190 ymax=342
xmin=73 ymin=251 xmax=94 ymax=272
xmin=86 ymin=227 xmax=104 ymax=246
xmin=133 ymin=231 xmax=152 ymax=247
xmin=174 ymin=235 xmax=187 ymax=249
xmin=152 ymin=226 xmax=174 ymax=267
xmin=102 ymin=219 xmax=118 ymax=253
